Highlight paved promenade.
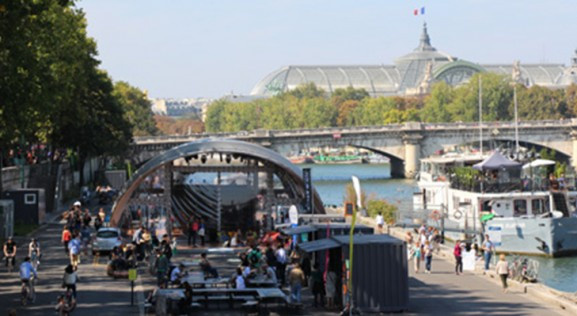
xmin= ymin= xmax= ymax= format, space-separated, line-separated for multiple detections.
xmin=408 ymin=256 xmax=566 ymax=315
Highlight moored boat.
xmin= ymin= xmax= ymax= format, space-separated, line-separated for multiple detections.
xmin=414 ymin=151 xmax=577 ymax=257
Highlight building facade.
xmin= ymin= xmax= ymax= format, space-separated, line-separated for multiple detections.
xmin=250 ymin=23 xmax=577 ymax=98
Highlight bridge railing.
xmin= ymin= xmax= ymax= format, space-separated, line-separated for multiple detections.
xmin=133 ymin=118 xmax=577 ymax=144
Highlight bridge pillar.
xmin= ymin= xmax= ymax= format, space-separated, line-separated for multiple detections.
xmin=403 ymin=134 xmax=423 ymax=179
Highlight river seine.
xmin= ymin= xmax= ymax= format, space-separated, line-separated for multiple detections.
xmin=305 ymin=163 xmax=577 ymax=293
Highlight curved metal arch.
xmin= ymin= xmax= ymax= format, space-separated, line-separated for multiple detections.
xmin=110 ymin=139 xmax=326 ymax=226
xmin=433 ymin=60 xmax=485 ymax=80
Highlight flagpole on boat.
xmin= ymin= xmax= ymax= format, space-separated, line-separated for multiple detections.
xmin=479 ymin=76 xmax=483 ymax=158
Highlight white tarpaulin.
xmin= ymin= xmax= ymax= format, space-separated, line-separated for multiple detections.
xmin=522 ymin=159 xmax=555 ymax=169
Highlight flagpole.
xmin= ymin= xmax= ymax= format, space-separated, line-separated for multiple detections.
xmin=479 ymin=76 xmax=483 ymax=157
xmin=514 ymin=85 xmax=519 ymax=154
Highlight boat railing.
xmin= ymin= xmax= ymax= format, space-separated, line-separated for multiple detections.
xmin=448 ymin=177 xmax=577 ymax=193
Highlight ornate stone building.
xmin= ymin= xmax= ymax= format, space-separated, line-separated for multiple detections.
xmin=250 ymin=23 xmax=577 ymax=97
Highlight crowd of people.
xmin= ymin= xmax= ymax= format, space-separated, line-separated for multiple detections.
xmin=406 ymin=225 xmax=441 ymax=274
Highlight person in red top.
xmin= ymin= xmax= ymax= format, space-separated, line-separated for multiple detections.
xmin=454 ymin=240 xmax=463 ymax=275
xmin=189 ymin=217 xmax=199 ymax=247
xmin=62 ymin=226 xmax=72 ymax=254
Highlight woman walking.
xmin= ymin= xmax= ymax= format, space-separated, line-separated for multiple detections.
xmin=495 ymin=254 xmax=510 ymax=292
xmin=424 ymin=240 xmax=433 ymax=274
xmin=411 ymin=241 xmax=422 ymax=273
xmin=63 ymin=264 xmax=79 ymax=299
xmin=454 ymin=240 xmax=463 ymax=275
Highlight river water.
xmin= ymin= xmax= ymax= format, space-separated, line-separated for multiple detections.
xmin=305 ymin=163 xmax=577 ymax=293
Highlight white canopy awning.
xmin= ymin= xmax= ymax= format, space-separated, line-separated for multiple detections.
xmin=522 ymin=159 xmax=555 ymax=169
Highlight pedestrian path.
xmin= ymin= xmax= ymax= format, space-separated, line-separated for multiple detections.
xmin=408 ymin=256 xmax=566 ymax=315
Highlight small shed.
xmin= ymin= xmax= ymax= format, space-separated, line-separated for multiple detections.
xmin=297 ymin=234 xmax=408 ymax=313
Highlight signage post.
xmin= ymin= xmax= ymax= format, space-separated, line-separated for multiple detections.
xmin=129 ymin=268 xmax=137 ymax=306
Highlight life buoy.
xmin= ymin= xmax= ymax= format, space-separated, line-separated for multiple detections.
xmin=430 ymin=210 xmax=441 ymax=221
xmin=453 ymin=210 xmax=463 ymax=220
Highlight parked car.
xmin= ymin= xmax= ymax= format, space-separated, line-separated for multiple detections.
xmin=93 ymin=227 xmax=122 ymax=255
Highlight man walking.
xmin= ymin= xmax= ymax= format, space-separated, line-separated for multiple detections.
xmin=483 ymin=234 xmax=495 ymax=274
xmin=289 ymin=262 xmax=305 ymax=304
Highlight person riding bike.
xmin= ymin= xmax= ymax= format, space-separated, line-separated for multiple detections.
xmin=28 ymin=238 xmax=41 ymax=270
xmin=20 ymin=256 xmax=38 ymax=305
xmin=3 ymin=236 xmax=17 ymax=272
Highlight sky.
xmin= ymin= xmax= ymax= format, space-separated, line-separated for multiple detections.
xmin=78 ymin=0 xmax=577 ymax=99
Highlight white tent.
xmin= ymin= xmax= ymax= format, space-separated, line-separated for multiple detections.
xmin=522 ymin=159 xmax=555 ymax=169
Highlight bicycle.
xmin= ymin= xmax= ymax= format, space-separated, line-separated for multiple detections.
xmin=31 ymin=251 xmax=40 ymax=270
xmin=5 ymin=256 xmax=16 ymax=273
xmin=21 ymin=277 xmax=36 ymax=306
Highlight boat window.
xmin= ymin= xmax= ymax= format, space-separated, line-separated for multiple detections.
xmin=531 ymin=199 xmax=546 ymax=215
xmin=513 ymin=199 xmax=527 ymax=217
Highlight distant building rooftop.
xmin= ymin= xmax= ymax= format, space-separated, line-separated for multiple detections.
xmin=251 ymin=23 xmax=577 ymax=97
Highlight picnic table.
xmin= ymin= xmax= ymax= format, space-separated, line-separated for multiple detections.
xmin=246 ymin=276 xmax=277 ymax=288
xmin=180 ymin=274 xmax=231 ymax=288
xmin=155 ymin=289 xmax=185 ymax=316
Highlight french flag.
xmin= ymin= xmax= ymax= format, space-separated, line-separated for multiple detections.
xmin=414 ymin=7 xmax=425 ymax=16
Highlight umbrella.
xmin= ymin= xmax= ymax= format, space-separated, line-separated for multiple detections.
xmin=522 ymin=159 xmax=555 ymax=169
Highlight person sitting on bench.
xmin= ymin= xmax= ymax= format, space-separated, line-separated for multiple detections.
xmin=199 ymin=253 xmax=218 ymax=278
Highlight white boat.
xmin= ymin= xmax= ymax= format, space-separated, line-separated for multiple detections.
xmin=414 ymin=151 xmax=577 ymax=257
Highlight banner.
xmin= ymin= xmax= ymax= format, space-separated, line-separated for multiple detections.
xmin=303 ymin=168 xmax=313 ymax=214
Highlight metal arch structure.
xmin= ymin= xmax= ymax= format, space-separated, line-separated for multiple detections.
xmin=110 ymin=138 xmax=325 ymax=227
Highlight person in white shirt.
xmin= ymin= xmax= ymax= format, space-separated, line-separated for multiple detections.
xmin=235 ymin=267 xmax=246 ymax=289
xmin=275 ymin=245 xmax=287 ymax=285
xmin=375 ymin=212 xmax=385 ymax=234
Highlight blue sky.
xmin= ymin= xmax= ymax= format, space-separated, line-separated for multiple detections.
xmin=78 ymin=0 xmax=577 ymax=99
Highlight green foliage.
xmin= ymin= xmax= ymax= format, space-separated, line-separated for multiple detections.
xmin=539 ymin=148 xmax=556 ymax=160
xmin=0 ymin=0 xmax=133 ymax=163
xmin=205 ymin=75 xmax=577 ymax=133
xmin=113 ymin=81 xmax=159 ymax=137
xmin=453 ymin=167 xmax=481 ymax=189
xmin=366 ymin=199 xmax=398 ymax=224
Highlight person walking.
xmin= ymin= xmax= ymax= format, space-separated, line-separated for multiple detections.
xmin=325 ymin=269 xmax=337 ymax=310
xmin=310 ymin=263 xmax=325 ymax=308
xmin=454 ymin=240 xmax=463 ymax=275
xmin=198 ymin=220 xmax=206 ymax=247
xmin=275 ymin=243 xmax=287 ymax=286
xmin=61 ymin=227 xmax=72 ymax=254
xmin=288 ymin=262 xmax=305 ymax=304
xmin=495 ymin=254 xmax=510 ymax=292
xmin=375 ymin=211 xmax=384 ymax=234
xmin=411 ymin=241 xmax=422 ymax=273
xmin=424 ymin=240 xmax=433 ymax=274
xmin=483 ymin=234 xmax=495 ymax=274
xmin=63 ymin=264 xmax=79 ymax=299
xmin=154 ymin=249 xmax=169 ymax=287
xmin=69 ymin=235 xmax=81 ymax=268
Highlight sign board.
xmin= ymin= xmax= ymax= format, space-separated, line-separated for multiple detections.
xmin=302 ymin=168 xmax=313 ymax=214
xmin=288 ymin=205 xmax=299 ymax=225
xmin=344 ymin=202 xmax=354 ymax=216
xmin=301 ymin=232 xmax=309 ymax=242
xmin=128 ymin=268 xmax=137 ymax=281
xmin=486 ymin=225 xmax=502 ymax=247
xmin=462 ymin=249 xmax=476 ymax=271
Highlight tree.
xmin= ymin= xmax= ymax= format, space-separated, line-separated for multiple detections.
xmin=366 ymin=199 xmax=398 ymax=224
xmin=447 ymin=73 xmax=513 ymax=122
xmin=515 ymin=85 xmax=567 ymax=120
xmin=284 ymin=82 xmax=326 ymax=99
xmin=336 ymin=100 xmax=360 ymax=126
xmin=421 ymin=82 xmax=454 ymax=122
xmin=205 ymin=99 xmax=229 ymax=132
xmin=566 ymin=84 xmax=577 ymax=116
xmin=113 ymin=81 xmax=159 ymax=137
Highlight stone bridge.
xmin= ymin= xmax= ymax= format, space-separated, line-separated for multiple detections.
xmin=132 ymin=119 xmax=577 ymax=178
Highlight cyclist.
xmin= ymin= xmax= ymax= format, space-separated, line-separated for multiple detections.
xmin=3 ymin=236 xmax=17 ymax=272
xmin=20 ymin=256 xmax=38 ymax=304
xmin=28 ymin=238 xmax=41 ymax=269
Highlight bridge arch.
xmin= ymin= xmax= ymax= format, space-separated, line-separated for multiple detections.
xmin=111 ymin=139 xmax=325 ymax=231
xmin=350 ymin=145 xmax=406 ymax=178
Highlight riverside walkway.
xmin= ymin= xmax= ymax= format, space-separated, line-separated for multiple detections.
xmin=408 ymin=257 xmax=565 ymax=315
